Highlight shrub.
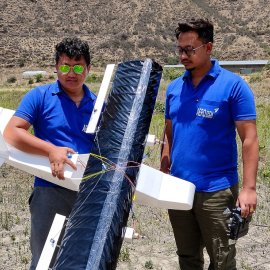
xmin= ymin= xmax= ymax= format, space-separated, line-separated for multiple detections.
xmin=7 ymin=76 xmax=17 ymax=83
xmin=119 ymin=247 xmax=130 ymax=262
xmin=163 ymin=68 xmax=184 ymax=81
xmin=154 ymin=101 xmax=165 ymax=113
xmin=249 ymin=72 xmax=262 ymax=83
xmin=86 ymin=73 xmax=103 ymax=83
xmin=18 ymin=59 xmax=25 ymax=67
xmin=35 ymin=74 xmax=43 ymax=83
xmin=145 ymin=260 xmax=154 ymax=269
xmin=166 ymin=56 xmax=179 ymax=65
xmin=21 ymin=256 xmax=29 ymax=265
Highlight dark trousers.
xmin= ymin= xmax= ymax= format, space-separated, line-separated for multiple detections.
xmin=168 ymin=184 xmax=238 ymax=270
xmin=28 ymin=186 xmax=77 ymax=270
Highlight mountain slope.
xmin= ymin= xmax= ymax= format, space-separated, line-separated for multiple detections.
xmin=0 ymin=0 xmax=269 ymax=67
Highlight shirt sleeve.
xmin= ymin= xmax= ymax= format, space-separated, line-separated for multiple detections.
xmin=165 ymin=88 xmax=171 ymax=120
xmin=165 ymin=79 xmax=178 ymax=120
xmin=230 ymin=78 xmax=256 ymax=121
xmin=14 ymin=87 xmax=41 ymax=125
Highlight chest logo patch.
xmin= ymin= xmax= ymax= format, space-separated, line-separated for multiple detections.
xmin=196 ymin=107 xmax=219 ymax=119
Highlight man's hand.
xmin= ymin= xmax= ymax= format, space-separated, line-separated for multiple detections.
xmin=236 ymin=187 xmax=257 ymax=218
xmin=49 ymin=147 xmax=77 ymax=180
xmin=3 ymin=116 xmax=78 ymax=180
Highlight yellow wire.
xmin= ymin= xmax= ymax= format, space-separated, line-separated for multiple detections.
xmin=81 ymin=168 xmax=114 ymax=182
xmin=89 ymin=153 xmax=113 ymax=167
xmin=80 ymin=153 xmax=138 ymax=189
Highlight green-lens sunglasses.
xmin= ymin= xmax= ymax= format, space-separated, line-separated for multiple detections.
xmin=59 ymin=64 xmax=85 ymax=75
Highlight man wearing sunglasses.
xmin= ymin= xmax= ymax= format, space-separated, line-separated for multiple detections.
xmin=161 ymin=18 xmax=258 ymax=269
xmin=4 ymin=37 xmax=97 ymax=269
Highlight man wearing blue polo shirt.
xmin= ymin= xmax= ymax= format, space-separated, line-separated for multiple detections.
xmin=4 ymin=37 xmax=97 ymax=269
xmin=160 ymin=19 xmax=259 ymax=269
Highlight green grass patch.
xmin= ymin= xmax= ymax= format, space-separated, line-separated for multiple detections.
xmin=0 ymin=79 xmax=269 ymax=187
xmin=0 ymin=90 xmax=27 ymax=109
xmin=256 ymin=103 xmax=270 ymax=185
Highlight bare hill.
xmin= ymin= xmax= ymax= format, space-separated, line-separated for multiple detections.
xmin=0 ymin=0 xmax=270 ymax=67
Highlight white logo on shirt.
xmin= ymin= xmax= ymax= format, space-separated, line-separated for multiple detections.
xmin=196 ymin=107 xmax=219 ymax=119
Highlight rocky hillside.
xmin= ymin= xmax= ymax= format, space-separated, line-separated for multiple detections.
xmin=0 ymin=0 xmax=269 ymax=68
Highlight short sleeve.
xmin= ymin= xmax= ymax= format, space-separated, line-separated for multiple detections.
xmin=165 ymin=86 xmax=171 ymax=120
xmin=230 ymin=78 xmax=256 ymax=121
xmin=14 ymin=88 xmax=42 ymax=125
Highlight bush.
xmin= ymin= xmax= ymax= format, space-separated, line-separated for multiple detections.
xmin=145 ymin=260 xmax=154 ymax=269
xmin=166 ymin=56 xmax=179 ymax=65
xmin=28 ymin=79 xmax=34 ymax=84
xmin=249 ymin=72 xmax=262 ymax=83
xmin=154 ymin=101 xmax=165 ymax=113
xmin=86 ymin=73 xmax=103 ymax=83
xmin=163 ymin=68 xmax=184 ymax=81
xmin=18 ymin=59 xmax=25 ymax=67
xmin=35 ymin=74 xmax=43 ymax=83
xmin=119 ymin=247 xmax=130 ymax=262
xmin=7 ymin=76 xmax=17 ymax=83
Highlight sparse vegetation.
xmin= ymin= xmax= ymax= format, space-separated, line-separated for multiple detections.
xmin=162 ymin=68 xmax=184 ymax=81
xmin=144 ymin=260 xmax=154 ymax=269
xmin=85 ymin=73 xmax=103 ymax=83
xmin=0 ymin=69 xmax=269 ymax=269
xmin=154 ymin=101 xmax=165 ymax=114
xmin=7 ymin=76 xmax=17 ymax=84
xmin=0 ymin=0 xmax=269 ymax=67
xmin=35 ymin=74 xmax=43 ymax=83
xmin=119 ymin=247 xmax=131 ymax=262
xmin=28 ymin=78 xmax=34 ymax=84
xmin=249 ymin=72 xmax=262 ymax=83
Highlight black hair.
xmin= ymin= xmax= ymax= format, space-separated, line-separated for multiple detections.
xmin=55 ymin=37 xmax=91 ymax=66
xmin=175 ymin=18 xmax=214 ymax=43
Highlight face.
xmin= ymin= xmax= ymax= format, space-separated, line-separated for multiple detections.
xmin=177 ymin=31 xmax=212 ymax=71
xmin=55 ymin=53 xmax=91 ymax=94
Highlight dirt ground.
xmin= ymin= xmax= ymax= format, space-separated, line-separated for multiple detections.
xmin=0 ymin=164 xmax=269 ymax=270
xmin=0 ymin=69 xmax=269 ymax=269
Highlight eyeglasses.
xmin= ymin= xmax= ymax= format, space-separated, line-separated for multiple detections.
xmin=176 ymin=44 xmax=205 ymax=57
xmin=58 ymin=64 xmax=85 ymax=75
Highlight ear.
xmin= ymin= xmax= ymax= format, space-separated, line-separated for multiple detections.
xmin=87 ymin=64 xmax=91 ymax=73
xmin=206 ymin=42 xmax=213 ymax=55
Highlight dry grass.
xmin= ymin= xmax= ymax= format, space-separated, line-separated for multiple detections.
xmin=1 ymin=0 xmax=270 ymax=67
xmin=0 ymin=70 xmax=269 ymax=269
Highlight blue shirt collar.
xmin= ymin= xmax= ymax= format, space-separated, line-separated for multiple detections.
xmin=183 ymin=59 xmax=221 ymax=80
xmin=53 ymin=80 xmax=95 ymax=101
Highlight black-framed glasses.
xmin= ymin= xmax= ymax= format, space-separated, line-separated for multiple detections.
xmin=58 ymin=64 xmax=85 ymax=75
xmin=176 ymin=44 xmax=205 ymax=57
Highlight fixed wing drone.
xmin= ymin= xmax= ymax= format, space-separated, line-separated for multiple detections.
xmin=0 ymin=59 xmax=195 ymax=270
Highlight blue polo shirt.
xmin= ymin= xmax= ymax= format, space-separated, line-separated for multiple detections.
xmin=15 ymin=81 xmax=97 ymax=187
xmin=165 ymin=59 xmax=256 ymax=192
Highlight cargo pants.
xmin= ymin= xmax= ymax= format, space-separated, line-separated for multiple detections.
xmin=168 ymin=184 xmax=238 ymax=270
xmin=28 ymin=186 xmax=77 ymax=270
